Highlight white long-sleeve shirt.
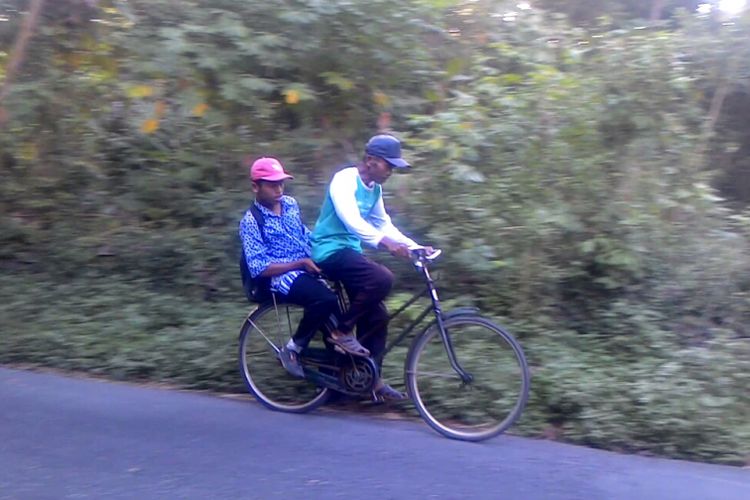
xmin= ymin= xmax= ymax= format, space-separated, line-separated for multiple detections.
xmin=311 ymin=166 xmax=417 ymax=262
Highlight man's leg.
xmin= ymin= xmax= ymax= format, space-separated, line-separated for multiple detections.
xmin=357 ymin=302 xmax=389 ymax=367
xmin=318 ymin=250 xmax=406 ymax=400
xmin=284 ymin=273 xmax=340 ymax=349
xmin=318 ymin=248 xmax=393 ymax=335
xmin=355 ymin=301 xmax=406 ymax=401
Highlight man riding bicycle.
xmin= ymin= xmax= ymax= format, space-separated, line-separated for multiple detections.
xmin=310 ymin=134 xmax=433 ymax=402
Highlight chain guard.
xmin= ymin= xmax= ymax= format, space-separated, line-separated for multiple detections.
xmin=339 ymin=356 xmax=378 ymax=394
xmin=299 ymin=347 xmax=379 ymax=396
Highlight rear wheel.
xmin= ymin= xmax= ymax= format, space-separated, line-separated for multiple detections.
xmin=238 ymin=301 xmax=330 ymax=413
xmin=405 ymin=315 xmax=530 ymax=441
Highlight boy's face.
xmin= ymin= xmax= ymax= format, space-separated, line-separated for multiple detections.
xmin=252 ymin=180 xmax=285 ymax=206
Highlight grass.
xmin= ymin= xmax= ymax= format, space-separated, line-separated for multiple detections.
xmin=1 ymin=272 xmax=748 ymax=465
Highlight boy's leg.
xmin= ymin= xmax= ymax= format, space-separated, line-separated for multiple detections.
xmin=284 ymin=274 xmax=340 ymax=350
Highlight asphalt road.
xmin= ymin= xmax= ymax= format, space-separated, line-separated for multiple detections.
xmin=1 ymin=367 xmax=748 ymax=500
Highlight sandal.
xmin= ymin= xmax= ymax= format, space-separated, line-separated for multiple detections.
xmin=372 ymin=383 xmax=408 ymax=403
xmin=329 ymin=332 xmax=370 ymax=357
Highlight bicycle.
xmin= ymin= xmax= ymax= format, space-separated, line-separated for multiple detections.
xmin=238 ymin=249 xmax=531 ymax=441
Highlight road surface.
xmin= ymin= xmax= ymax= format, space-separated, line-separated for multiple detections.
xmin=1 ymin=367 xmax=748 ymax=499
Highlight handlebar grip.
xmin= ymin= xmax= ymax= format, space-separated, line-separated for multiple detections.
xmin=410 ymin=247 xmax=442 ymax=261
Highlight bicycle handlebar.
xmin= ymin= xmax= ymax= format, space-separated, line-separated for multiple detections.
xmin=409 ymin=246 xmax=442 ymax=266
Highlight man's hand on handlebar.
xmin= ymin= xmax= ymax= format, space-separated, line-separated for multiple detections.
xmin=409 ymin=245 xmax=441 ymax=262
xmin=379 ymin=237 xmax=411 ymax=259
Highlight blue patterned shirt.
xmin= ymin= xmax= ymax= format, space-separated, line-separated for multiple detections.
xmin=238 ymin=196 xmax=312 ymax=295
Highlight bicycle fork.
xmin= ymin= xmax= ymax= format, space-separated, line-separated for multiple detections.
xmin=422 ymin=265 xmax=474 ymax=384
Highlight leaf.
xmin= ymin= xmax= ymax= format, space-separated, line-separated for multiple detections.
xmin=237 ymin=77 xmax=276 ymax=93
xmin=284 ymin=89 xmax=300 ymax=104
xmin=20 ymin=142 xmax=38 ymax=162
xmin=140 ymin=118 xmax=159 ymax=134
xmin=500 ymin=73 xmax=524 ymax=85
xmin=128 ymin=85 xmax=155 ymax=99
xmin=281 ymin=84 xmax=316 ymax=103
xmin=373 ymin=91 xmax=391 ymax=106
xmin=191 ymin=103 xmax=209 ymax=117
xmin=451 ymin=164 xmax=485 ymax=183
xmin=321 ymin=72 xmax=355 ymax=91
xmin=445 ymin=57 xmax=465 ymax=77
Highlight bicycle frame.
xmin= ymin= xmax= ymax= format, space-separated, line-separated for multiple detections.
xmin=345 ymin=256 xmax=475 ymax=384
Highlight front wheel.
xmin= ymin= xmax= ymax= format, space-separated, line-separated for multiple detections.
xmin=405 ymin=315 xmax=530 ymax=441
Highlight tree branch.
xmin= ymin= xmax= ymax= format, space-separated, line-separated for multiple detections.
xmin=0 ymin=0 xmax=46 ymax=126
xmin=692 ymin=54 xmax=742 ymax=169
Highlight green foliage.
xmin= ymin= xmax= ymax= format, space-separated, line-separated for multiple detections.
xmin=0 ymin=273 xmax=246 ymax=389
xmin=405 ymin=5 xmax=750 ymax=329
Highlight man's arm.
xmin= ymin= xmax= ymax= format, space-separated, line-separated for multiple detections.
xmin=329 ymin=170 xmax=386 ymax=248
xmin=368 ymin=195 xmax=418 ymax=249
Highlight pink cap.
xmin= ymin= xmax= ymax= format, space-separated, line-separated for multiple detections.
xmin=250 ymin=157 xmax=294 ymax=182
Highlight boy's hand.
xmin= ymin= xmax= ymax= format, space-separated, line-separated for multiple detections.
xmin=299 ymin=258 xmax=322 ymax=274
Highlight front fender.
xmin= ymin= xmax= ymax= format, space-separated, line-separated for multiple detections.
xmin=419 ymin=306 xmax=480 ymax=337
xmin=406 ymin=306 xmax=481 ymax=353
xmin=441 ymin=307 xmax=480 ymax=320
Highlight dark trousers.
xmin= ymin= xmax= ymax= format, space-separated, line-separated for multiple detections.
xmin=285 ymin=274 xmax=341 ymax=348
xmin=317 ymin=248 xmax=394 ymax=365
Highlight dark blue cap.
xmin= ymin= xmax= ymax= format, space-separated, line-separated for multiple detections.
xmin=365 ymin=134 xmax=410 ymax=168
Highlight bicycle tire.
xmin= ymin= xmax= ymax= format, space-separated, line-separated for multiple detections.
xmin=405 ymin=314 xmax=530 ymax=441
xmin=238 ymin=302 xmax=331 ymax=413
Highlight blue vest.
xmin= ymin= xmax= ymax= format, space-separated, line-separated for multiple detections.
xmin=311 ymin=167 xmax=382 ymax=262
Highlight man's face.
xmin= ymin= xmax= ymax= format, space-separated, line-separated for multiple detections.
xmin=366 ymin=156 xmax=394 ymax=185
xmin=252 ymin=180 xmax=284 ymax=205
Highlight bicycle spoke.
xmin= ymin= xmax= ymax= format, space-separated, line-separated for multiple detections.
xmin=405 ymin=369 xmax=461 ymax=379
xmin=247 ymin=319 xmax=281 ymax=353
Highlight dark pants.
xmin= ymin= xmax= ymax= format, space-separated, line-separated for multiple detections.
xmin=317 ymin=248 xmax=394 ymax=365
xmin=285 ymin=274 xmax=340 ymax=348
